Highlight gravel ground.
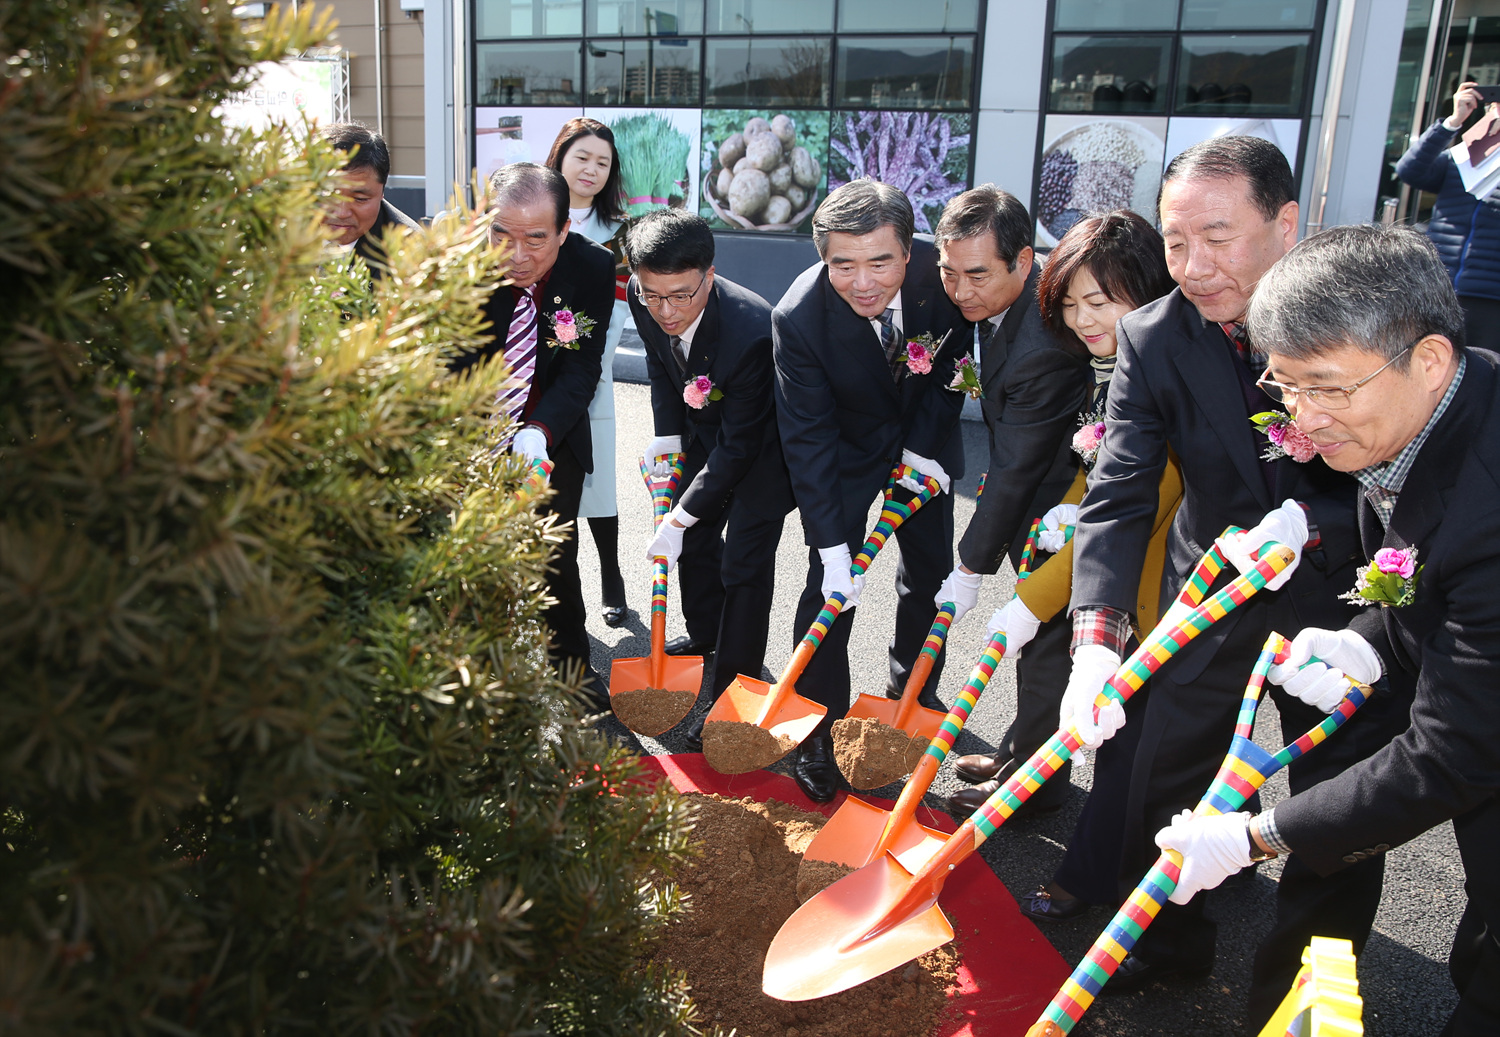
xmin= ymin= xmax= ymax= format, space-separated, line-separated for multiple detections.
xmin=583 ymin=377 xmax=1462 ymax=1036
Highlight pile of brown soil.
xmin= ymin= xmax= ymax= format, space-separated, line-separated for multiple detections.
xmin=610 ymin=687 xmax=696 ymax=735
xmin=832 ymin=716 xmax=930 ymax=790
xmin=795 ymin=856 xmax=856 ymax=903
xmin=657 ymin=793 xmax=959 ymax=1037
xmin=701 ymin=720 xmax=798 ymax=774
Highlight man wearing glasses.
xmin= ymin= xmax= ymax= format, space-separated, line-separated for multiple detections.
xmin=625 ymin=210 xmax=794 ymax=750
xmin=1160 ymin=224 xmax=1496 ymax=1037
xmin=1064 ymin=137 xmax=1407 ymax=1027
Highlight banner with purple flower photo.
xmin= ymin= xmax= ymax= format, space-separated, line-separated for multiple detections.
xmin=829 ymin=111 xmax=973 ymax=234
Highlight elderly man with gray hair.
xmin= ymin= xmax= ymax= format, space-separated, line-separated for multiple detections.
xmin=1159 ymin=224 xmax=1499 ymax=1036
xmin=771 ymin=178 xmax=965 ymax=802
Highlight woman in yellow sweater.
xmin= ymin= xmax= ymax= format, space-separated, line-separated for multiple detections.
xmin=962 ymin=211 xmax=1181 ymax=922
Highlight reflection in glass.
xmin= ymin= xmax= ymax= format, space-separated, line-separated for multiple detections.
xmin=590 ymin=0 xmax=704 ymax=35
xmin=586 ymin=38 xmax=702 ymax=105
xmin=1180 ymin=0 xmax=1317 ymax=30
xmin=706 ymin=0 xmax=834 ymax=33
xmin=1053 ymin=0 xmax=1176 ymax=31
xmin=1048 ymin=36 xmax=1171 ymax=113
xmin=1177 ymin=35 xmax=1309 ymax=116
xmin=705 ymin=36 xmax=831 ymax=106
xmin=833 ymin=0 xmax=979 ymax=32
xmin=475 ymin=0 xmax=582 ymax=39
xmin=836 ymin=37 xmax=973 ymax=110
xmin=475 ymin=43 xmax=582 ymax=105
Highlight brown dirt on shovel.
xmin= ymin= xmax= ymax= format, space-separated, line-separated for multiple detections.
xmin=832 ymin=716 xmax=931 ymax=790
xmin=610 ymin=687 xmax=697 ymax=736
xmin=655 ymin=794 xmax=960 ymax=1037
xmin=701 ymin=720 xmax=797 ymax=774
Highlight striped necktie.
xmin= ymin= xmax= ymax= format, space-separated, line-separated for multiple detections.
xmin=879 ymin=308 xmax=902 ymax=379
xmin=496 ymin=286 xmax=539 ymax=444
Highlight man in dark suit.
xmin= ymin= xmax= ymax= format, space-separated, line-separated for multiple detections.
xmin=1064 ymin=137 xmax=1408 ymax=1021
xmin=772 ymin=179 xmax=965 ymax=802
xmin=924 ymin=186 xmax=1092 ymax=817
xmin=1161 ymin=224 xmax=1496 ymax=1037
xmin=449 ymin=163 xmax=613 ymax=708
xmin=623 ymin=210 xmax=796 ymax=748
xmin=320 ymin=123 xmax=420 ymax=279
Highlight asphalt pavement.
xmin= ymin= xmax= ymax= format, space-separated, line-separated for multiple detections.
xmin=582 ymin=361 xmax=1463 ymax=1036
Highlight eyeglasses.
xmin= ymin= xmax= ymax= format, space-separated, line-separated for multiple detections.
xmin=637 ymin=272 xmax=706 ymax=311
xmin=1256 ymin=344 xmax=1415 ymax=411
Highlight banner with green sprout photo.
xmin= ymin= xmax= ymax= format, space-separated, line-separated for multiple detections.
xmin=699 ymin=109 xmax=830 ymax=233
xmin=586 ymin=107 xmax=701 ymax=216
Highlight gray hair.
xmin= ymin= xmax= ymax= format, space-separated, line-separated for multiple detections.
xmin=812 ymin=179 xmax=915 ymax=259
xmin=486 ymin=162 xmax=570 ymax=232
xmin=1246 ymin=224 xmax=1465 ymax=367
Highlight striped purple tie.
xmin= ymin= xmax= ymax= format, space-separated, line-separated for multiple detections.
xmin=495 ymin=286 xmax=539 ymax=445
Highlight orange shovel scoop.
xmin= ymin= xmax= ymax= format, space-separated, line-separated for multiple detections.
xmin=701 ymin=465 xmax=944 ymax=775
xmin=609 ymin=456 xmax=703 ymax=735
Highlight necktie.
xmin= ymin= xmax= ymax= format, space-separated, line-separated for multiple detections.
xmin=496 ymin=286 xmax=539 ymax=442
xmin=879 ymin=308 xmax=902 ymax=379
xmin=670 ymin=334 xmax=689 ymax=376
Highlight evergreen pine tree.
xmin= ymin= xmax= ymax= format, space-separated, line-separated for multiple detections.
xmin=0 ymin=3 xmax=700 ymax=1032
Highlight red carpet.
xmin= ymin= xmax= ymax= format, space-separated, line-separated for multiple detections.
xmin=637 ymin=754 xmax=1074 ymax=1036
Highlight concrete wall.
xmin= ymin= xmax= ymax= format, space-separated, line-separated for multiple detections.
xmin=325 ymin=0 xmax=427 ymax=180
xmin=972 ymin=1 xmax=1047 ymax=204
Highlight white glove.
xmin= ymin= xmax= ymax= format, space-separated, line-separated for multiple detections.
xmin=898 ymin=449 xmax=951 ymax=495
xmin=935 ymin=567 xmax=983 ymax=623
xmin=646 ymin=435 xmax=682 ymax=477
xmin=644 ymin=507 xmax=696 ymax=570
xmin=1037 ymin=503 xmax=1079 ymax=554
xmin=1155 ymin=810 xmax=1255 ymax=905
xmin=1215 ymin=499 xmax=1308 ymax=592
xmin=1268 ymin=627 xmax=1383 ymax=713
xmin=817 ymin=544 xmax=865 ymax=607
xmin=987 ymin=597 xmax=1042 ymax=656
xmin=513 ymin=427 xmax=549 ymax=464
xmin=1059 ymin=644 xmax=1126 ymax=749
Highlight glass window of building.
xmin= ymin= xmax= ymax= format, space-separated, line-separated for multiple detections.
xmin=586 ymin=38 xmax=703 ymax=105
xmin=590 ymin=0 xmax=705 ymax=34
xmin=475 ymin=0 xmax=583 ymax=39
xmin=1180 ymin=0 xmax=1317 ymax=30
xmin=1053 ymin=0 xmax=1177 ymax=32
xmin=1176 ymin=34 xmax=1310 ymax=116
xmin=833 ymin=0 xmax=980 ymax=32
xmin=704 ymin=36 xmax=831 ymax=106
xmin=836 ymin=37 xmax=973 ymax=110
xmin=1048 ymin=35 xmax=1172 ymax=113
xmin=706 ymin=0 xmax=835 ymax=34
xmin=476 ymin=42 xmax=582 ymax=104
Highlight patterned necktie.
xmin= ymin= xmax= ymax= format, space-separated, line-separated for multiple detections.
xmin=879 ymin=308 xmax=902 ymax=379
xmin=496 ymin=286 xmax=539 ymax=441
xmin=670 ymin=334 xmax=689 ymax=376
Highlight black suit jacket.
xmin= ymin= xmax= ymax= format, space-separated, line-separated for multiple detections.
xmin=449 ymin=233 xmax=613 ymax=471
xmin=772 ymin=237 xmax=965 ymax=549
xmin=956 ymin=262 xmax=1091 ymax=573
xmin=631 ymin=274 xmax=794 ymax=523
xmin=1070 ymin=289 xmax=1362 ymax=684
xmin=353 ymin=198 xmax=421 ymax=280
xmin=1277 ymin=350 xmax=1500 ymax=872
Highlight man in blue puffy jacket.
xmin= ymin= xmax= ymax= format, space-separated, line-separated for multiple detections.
xmin=1397 ymin=81 xmax=1500 ymax=351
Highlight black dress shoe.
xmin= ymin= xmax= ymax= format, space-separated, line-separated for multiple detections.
xmin=681 ymin=712 xmax=705 ymax=753
xmin=793 ymin=734 xmax=840 ymax=803
xmin=1019 ymin=884 xmax=1088 ymax=922
xmin=579 ymin=669 xmax=612 ymax=714
xmin=601 ymin=604 xmax=629 ymax=627
xmin=947 ymin=779 xmax=1064 ymax=818
xmin=884 ymin=680 xmax=946 ymax=713
xmin=1100 ymin=952 xmax=1212 ymax=995
xmin=664 ymin=635 xmax=715 ymax=656
xmin=953 ymin=753 xmax=1005 ymax=783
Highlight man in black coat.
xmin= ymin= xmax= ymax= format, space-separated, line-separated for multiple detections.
xmin=772 ymin=179 xmax=965 ymax=802
xmin=449 ymin=163 xmax=612 ymax=706
xmin=1064 ymin=138 xmax=1408 ymax=1022
xmin=624 ymin=210 xmax=795 ymax=747
xmin=321 ymin=123 xmax=420 ymax=279
xmin=1161 ymin=224 xmax=1497 ymax=1037
xmin=924 ymin=186 xmax=1092 ymax=817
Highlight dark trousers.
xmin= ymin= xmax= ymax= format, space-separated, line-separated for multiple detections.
xmin=677 ymin=446 xmax=729 ymax=645
xmin=1442 ymin=795 xmax=1500 ymax=1036
xmin=792 ymin=489 xmax=954 ymax=737
xmin=1121 ymin=612 xmax=1409 ymax=1026
xmin=1458 ymin=295 xmax=1500 ymax=354
xmin=1000 ymin=610 xmax=1074 ymax=809
xmin=709 ymin=499 xmax=788 ymax=697
xmin=538 ymin=442 xmax=592 ymax=677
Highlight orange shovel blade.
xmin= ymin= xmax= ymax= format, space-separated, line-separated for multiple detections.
xmin=763 ymin=853 xmax=955 ymax=1001
xmin=705 ymin=674 xmax=826 ymax=745
xmin=802 ymin=794 xmax=949 ymax=872
xmin=608 ymin=653 xmax=703 ymax=736
xmin=845 ymin=692 xmax=949 ymax=743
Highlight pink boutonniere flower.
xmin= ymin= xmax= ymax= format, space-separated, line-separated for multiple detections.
xmin=546 ymin=307 xmax=595 ymax=350
xmin=1072 ymin=419 xmax=1107 ymax=467
xmin=947 ymin=353 xmax=982 ymax=399
xmin=898 ymin=332 xmax=940 ymax=375
xmin=1250 ymin=411 xmax=1316 ymax=463
xmin=1341 ymin=546 xmax=1422 ymax=607
xmin=683 ymin=374 xmax=723 ymax=410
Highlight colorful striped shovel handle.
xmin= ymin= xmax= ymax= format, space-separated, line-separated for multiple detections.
xmin=516 ymin=458 xmax=555 ymax=498
xmin=639 ymin=453 xmax=687 ymax=618
xmin=1027 ymin=634 xmax=1372 ymax=1037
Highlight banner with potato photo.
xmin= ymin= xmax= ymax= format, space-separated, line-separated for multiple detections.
xmin=699 ymin=109 xmax=831 ymax=234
